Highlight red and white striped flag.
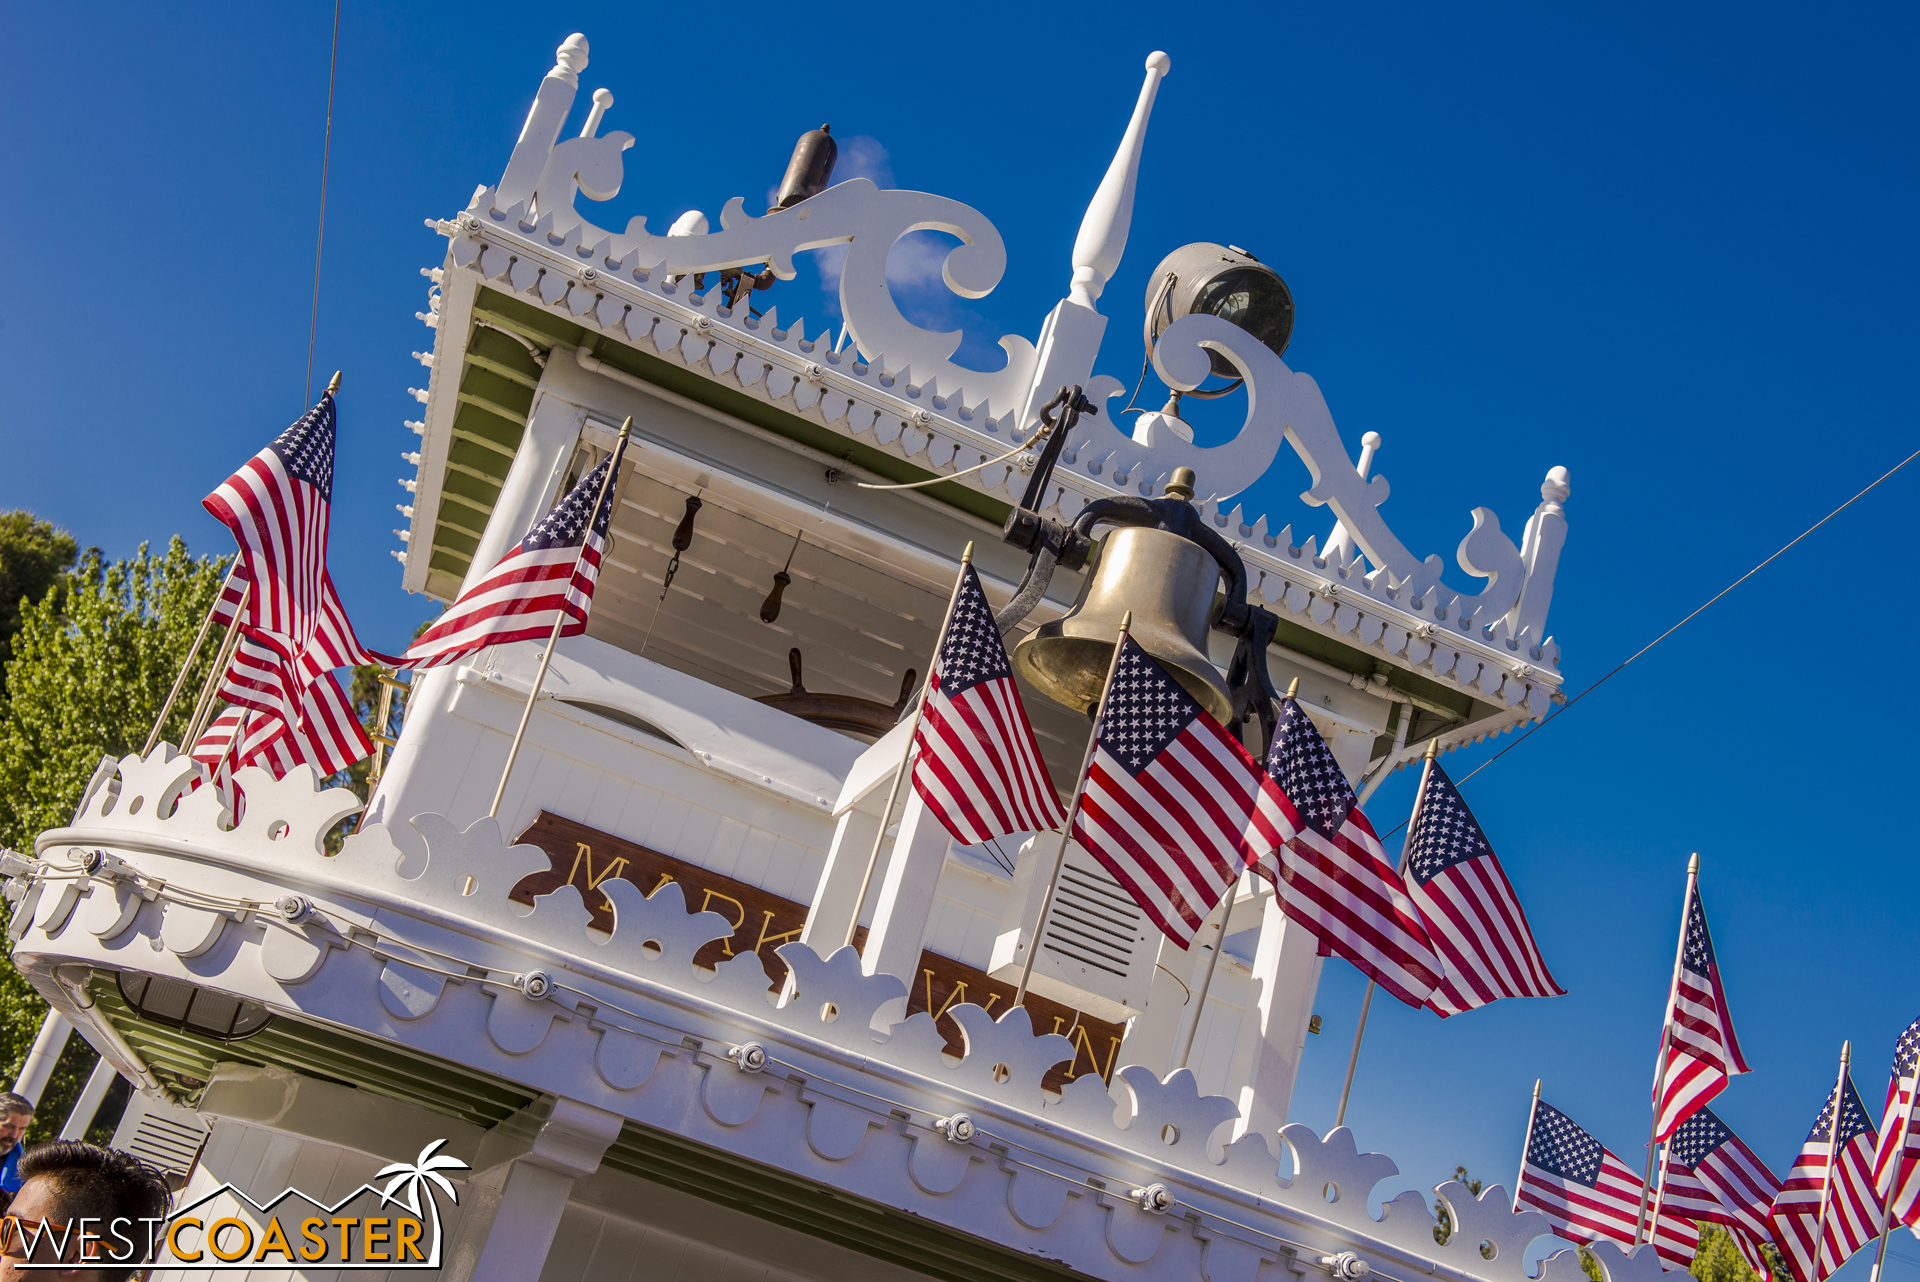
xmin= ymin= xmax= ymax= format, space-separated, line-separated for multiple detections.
xmin=1070 ymin=634 xmax=1267 ymax=947
xmin=404 ymin=444 xmax=625 ymax=669
xmin=1874 ymin=1016 xmax=1920 ymax=1237
xmin=1771 ymin=1071 xmax=1884 ymax=1282
xmin=191 ymin=669 xmax=369 ymax=779
xmin=911 ymin=564 xmax=1063 ymax=844
xmin=1654 ymin=875 xmax=1751 ymax=1142
xmin=1660 ymin=1106 xmax=1782 ymax=1248
xmin=1517 ymin=1095 xmax=1699 ymax=1268
xmin=1402 ymin=758 xmax=1563 ymax=1016
xmin=202 ymin=390 xmax=382 ymax=668
xmin=1251 ymin=698 xmax=1443 ymax=1009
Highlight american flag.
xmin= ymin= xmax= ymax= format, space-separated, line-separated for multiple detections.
xmin=1403 ymin=759 xmax=1563 ymax=1017
xmin=1873 ymin=1016 xmax=1920 ymax=1236
xmin=1070 ymin=634 xmax=1266 ymax=947
xmin=911 ymin=564 xmax=1064 ymax=844
xmin=191 ymin=670 xmax=369 ymax=779
xmin=1659 ymin=1106 xmax=1782 ymax=1247
xmin=404 ymin=443 xmax=626 ymax=669
xmin=1771 ymin=1071 xmax=1882 ymax=1282
xmin=1252 ymin=698 xmax=1442 ymax=1009
xmin=1518 ymin=1097 xmax=1701 ymax=1268
xmin=202 ymin=390 xmax=381 ymax=667
xmin=1654 ymin=877 xmax=1751 ymax=1142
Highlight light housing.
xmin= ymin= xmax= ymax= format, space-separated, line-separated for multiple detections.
xmin=1143 ymin=243 xmax=1295 ymax=379
xmin=117 ymin=972 xmax=273 ymax=1042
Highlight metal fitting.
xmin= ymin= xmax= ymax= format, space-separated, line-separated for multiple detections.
xmin=935 ymin=1113 xmax=976 ymax=1144
xmin=275 ymin=894 xmax=314 ymax=924
xmin=914 ymin=409 xmax=932 ymax=425
xmin=518 ymin=970 xmax=553 ymax=1000
xmin=728 ymin=1042 xmax=768 ymax=1073
xmin=1320 ymin=1252 xmax=1371 ymax=1279
xmin=694 ymin=316 xmax=713 ymax=333
xmin=1132 ymin=1184 xmax=1173 ymax=1214
xmin=579 ymin=267 xmax=598 ymax=282
xmin=0 ymin=850 xmax=37 ymax=880
xmin=804 ymin=363 xmax=825 ymax=383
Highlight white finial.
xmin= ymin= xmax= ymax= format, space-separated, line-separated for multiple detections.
xmin=668 ymin=210 xmax=709 ymax=237
xmin=1357 ymin=431 xmax=1382 ymax=479
xmin=582 ymin=88 xmax=613 ymax=138
xmin=554 ymin=34 xmax=589 ymax=83
xmin=1069 ymin=52 xmax=1172 ymax=310
xmin=1541 ymin=465 xmax=1571 ymax=506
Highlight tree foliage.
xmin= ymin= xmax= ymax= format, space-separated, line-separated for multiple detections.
xmin=0 ymin=512 xmax=79 ymax=696
xmin=0 ymin=537 xmax=230 ymax=1144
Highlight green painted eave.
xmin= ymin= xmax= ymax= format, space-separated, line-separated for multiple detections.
xmin=469 ymin=290 xmax=1014 ymax=528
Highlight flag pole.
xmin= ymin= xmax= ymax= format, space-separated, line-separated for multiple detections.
xmin=844 ymin=541 xmax=973 ymax=952
xmin=141 ymin=593 xmax=222 ymax=756
xmin=178 ymin=585 xmax=250 ymax=753
xmin=1514 ymin=1078 xmax=1542 ymax=1212
xmin=1174 ymin=882 xmax=1236 ymax=1071
xmin=1810 ymin=1040 xmax=1853 ymax=1282
xmin=1336 ymin=734 xmax=1437 ymax=1128
xmin=1649 ymin=1133 xmax=1675 ymax=1252
xmin=488 ymin=417 xmax=630 ymax=821
xmin=1635 ymin=851 xmax=1700 ymax=1243
xmin=1013 ymin=611 xmax=1132 ymax=1011
xmin=1868 ymin=1047 xmax=1920 ymax=1282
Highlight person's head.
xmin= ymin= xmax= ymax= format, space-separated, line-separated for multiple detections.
xmin=0 ymin=1096 xmax=32 ymax=1153
xmin=0 ymin=1142 xmax=170 ymax=1281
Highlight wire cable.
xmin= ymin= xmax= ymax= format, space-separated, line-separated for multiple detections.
xmin=1379 ymin=444 xmax=1920 ymax=838
xmin=304 ymin=0 xmax=342 ymax=408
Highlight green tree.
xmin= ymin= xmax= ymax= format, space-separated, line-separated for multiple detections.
xmin=0 ymin=538 xmax=231 ymax=1144
xmin=0 ymin=512 xmax=79 ymax=698
xmin=1692 ymin=1225 xmax=1766 ymax=1282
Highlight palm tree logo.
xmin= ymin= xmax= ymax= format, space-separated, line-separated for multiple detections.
xmin=375 ymin=1140 xmax=469 ymax=1266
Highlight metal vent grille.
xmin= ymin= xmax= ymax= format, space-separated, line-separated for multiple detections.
xmin=110 ymin=1094 xmax=207 ymax=1181
xmin=1040 ymin=849 xmax=1145 ymax=978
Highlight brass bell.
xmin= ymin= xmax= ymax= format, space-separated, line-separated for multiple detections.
xmin=1012 ymin=472 xmax=1233 ymax=722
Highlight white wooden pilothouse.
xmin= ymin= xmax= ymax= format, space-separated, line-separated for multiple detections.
xmin=5 ymin=31 xmax=1609 ymax=1282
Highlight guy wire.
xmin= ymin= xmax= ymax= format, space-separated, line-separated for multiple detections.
xmin=305 ymin=0 xmax=342 ymax=408
xmin=1379 ymin=443 xmax=1920 ymax=838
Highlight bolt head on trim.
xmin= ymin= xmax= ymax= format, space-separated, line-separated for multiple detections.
xmin=518 ymin=969 xmax=553 ymax=999
xmin=1320 ymin=1252 xmax=1371 ymax=1279
xmin=275 ymin=894 xmax=313 ymax=924
xmin=729 ymin=1042 xmax=768 ymax=1073
xmin=937 ymin=1113 xmax=976 ymax=1144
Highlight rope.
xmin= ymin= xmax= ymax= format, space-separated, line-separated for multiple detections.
xmin=1379 ymin=443 xmax=1920 ymax=838
xmin=304 ymin=0 xmax=342 ymax=408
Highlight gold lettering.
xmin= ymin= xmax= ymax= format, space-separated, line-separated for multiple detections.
xmin=566 ymin=843 xmax=632 ymax=909
xmin=397 ymin=1218 xmax=425 ymax=1261
xmin=1051 ymin=1014 xmax=1066 ymax=1036
xmin=207 ymin=1217 xmax=255 ymax=1263
xmin=364 ymin=1217 xmax=390 ymax=1262
xmin=981 ymin=992 xmax=1002 ymax=1013
xmin=650 ymin=872 xmax=675 ymax=895
xmin=1065 ymin=1025 xmax=1123 ymax=1084
xmin=254 ymin=1217 xmax=295 ymax=1261
xmin=753 ymin=910 xmax=802 ymax=955
xmin=168 ymin=1218 xmax=204 ymax=1264
xmin=923 ymin=972 xmax=971 ymax=1024
xmin=331 ymin=1218 xmax=360 ymax=1259
xmin=300 ymin=1218 xmax=328 ymax=1262
xmin=700 ymin=889 xmax=746 ymax=953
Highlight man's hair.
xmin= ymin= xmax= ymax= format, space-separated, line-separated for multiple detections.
xmin=0 ymin=1092 xmax=33 ymax=1117
xmin=16 ymin=1141 xmax=171 ymax=1281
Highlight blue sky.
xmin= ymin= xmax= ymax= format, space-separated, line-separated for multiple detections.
xmin=4 ymin=2 xmax=1918 ymax=1272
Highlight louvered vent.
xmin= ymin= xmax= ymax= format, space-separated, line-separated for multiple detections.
xmin=109 ymin=1091 xmax=207 ymax=1183
xmin=990 ymin=840 xmax=1155 ymax=1022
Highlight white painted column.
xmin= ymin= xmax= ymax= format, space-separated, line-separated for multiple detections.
xmin=1225 ymin=723 xmax=1374 ymax=1135
xmin=444 ymin=1096 xmax=624 ymax=1282
xmin=797 ymin=716 xmax=915 ymax=960
xmin=11 ymin=1011 xmax=71 ymax=1105
xmin=1229 ymin=899 xmax=1324 ymax=1140
xmin=859 ymin=792 xmax=951 ymax=983
xmin=57 ymin=1059 xmax=117 ymax=1140
xmin=367 ymin=379 xmax=587 ymax=838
